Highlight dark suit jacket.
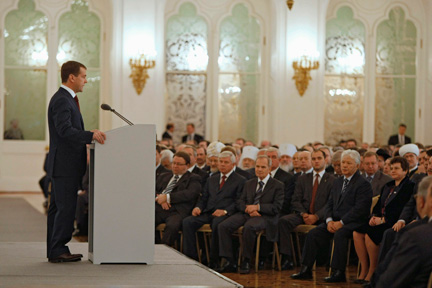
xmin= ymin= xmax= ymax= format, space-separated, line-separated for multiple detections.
xmin=325 ymin=170 xmax=372 ymax=230
xmin=155 ymin=171 xmax=201 ymax=217
xmin=196 ymin=172 xmax=246 ymax=215
xmin=377 ymin=221 xmax=432 ymax=288
xmin=156 ymin=164 xmax=169 ymax=179
xmin=236 ymin=177 xmax=284 ymax=241
xmin=191 ymin=165 xmax=209 ymax=188
xmin=372 ymin=177 xmax=415 ymax=226
xmin=368 ymin=171 xmax=392 ymax=197
xmin=387 ymin=134 xmax=412 ymax=146
xmin=182 ymin=133 xmax=204 ymax=144
xmin=47 ymin=87 xmax=93 ymax=178
xmin=291 ymin=172 xmax=335 ymax=220
xmin=235 ymin=167 xmax=254 ymax=180
xmin=280 ymin=172 xmax=301 ymax=215
xmin=162 ymin=131 xmax=172 ymax=139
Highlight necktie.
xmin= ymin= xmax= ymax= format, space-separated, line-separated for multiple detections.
xmin=309 ymin=174 xmax=320 ymax=214
xmin=74 ymin=96 xmax=80 ymax=111
xmin=341 ymin=179 xmax=349 ymax=195
xmin=367 ymin=176 xmax=373 ymax=183
xmin=253 ymin=181 xmax=265 ymax=205
xmin=163 ymin=175 xmax=179 ymax=194
xmin=220 ymin=175 xmax=226 ymax=190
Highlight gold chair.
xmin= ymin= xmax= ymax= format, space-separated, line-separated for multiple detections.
xmin=292 ymin=224 xmax=317 ymax=266
xmin=155 ymin=223 xmax=184 ymax=252
xmin=427 ymin=271 xmax=432 ymax=288
xmin=196 ymin=224 xmax=212 ymax=263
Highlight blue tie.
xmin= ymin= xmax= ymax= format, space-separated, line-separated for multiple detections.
xmin=341 ymin=179 xmax=349 ymax=195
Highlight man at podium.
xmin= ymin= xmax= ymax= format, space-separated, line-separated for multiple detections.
xmin=46 ymin=61 xmax=106 ymax=263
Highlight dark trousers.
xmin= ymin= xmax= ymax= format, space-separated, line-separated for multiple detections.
xmin=218 ymin=213 xmax=266 ymax=260
xmin=155 ymin=207 xmax=184 ymax=246
xmin=47 ymin=176 xmax=80 ymax=258
xmin=278 ymin=213 xmax=304 ymax=256
xmin=301 ymin=223 xmax=352 ymax=271
xmin=377 ymin=228 xmax=396 ymax=263
xmin=182 ymin=213 xmax=229 ymax=262
xmin=75 ymin=192 xmax=89 ymax=234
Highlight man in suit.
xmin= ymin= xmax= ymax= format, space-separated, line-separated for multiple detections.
xmin=365 ymin=176 xmax=432 ymax=288
xmin=320 ymin=146 xmax=335 ymax=174
xmin=46 ymin=61 xmax=106 ymax=263
xmin=162 ymin=123 xmax=174 ymax=140
xmin=155 ymin=151 xmax=202 ymax=246
xmin=399 ymin=144 xmax=425 ymax=182
xmin=279 ymin=149 xmax=335 ymax=269
xmin=278 ymin=143 xmax=297 ymax=173
xmin=221 ymin=146 xmax=253 ymax=180
xmin=196 ymin=146 xmax=208 ymax=171
xmin=156 ymin=145 xmax=169 ymax=178
xmin=182 ymin=151 xmax=246 ymax=267
xmin=182 ymin=123 xmax=204 ymax=144
xmin=376 ymin=149 xmax=391 ymax=172
xmin=299 ymin=150 xmax=313 ymax=174
xmin=388 ymin=123 xmax=412 ymax=146
xmin=363 ymin=151 xmax=392 ymax=196
xmin=217 ymin=155 xmax=284 ymax=274
xmin=291 ymin=151 xmax=303 ymax=175
xmin=291 ymin=150 xmax=372 ymax=282
xmin=181 ymin=145 xmax=209 ymax=187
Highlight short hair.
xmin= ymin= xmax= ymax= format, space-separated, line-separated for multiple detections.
xmin=61 ymin=61 xmax=86 ymax=83
xmin=312 ymin=149 xmax=326 ymax=158
xmin=197 ymin=146 xmax=207 ymax=155
xmin=341 ymin=149 xmax=361 ymax=164
xmin=332 ymin=150 xmax=343 ymax=162
xmin=347 ymin=138 xmax=357 ymax=145
xmin=183 ymin=145 xmax=197 ymax=157
xmin=390 ymin=156 xmax=409 ymax=172
xmin=160 ymin=150 xmax=174 ymax=162
xmin=399 ymin=123 xmax=407 ymax=128
xmin=166 ymin=123 xmax=174 ymax=130
xmin=426 ymin=149 xmax=432 ymax=157
xmin=186 ymin=123 xmax=195 ymax=128
xmin=219 ymin=151 xmax=236 ymax=163
xmin=256 ymin=155 xmax=272 ymax=168
xmin=174 ymin=151 xmax=191 ymax=165
xmin=319 ymin=146 xmax=333 ymax=156
xmin=363 ymin=151 xmax=378 ymax=160
xmin=236 ymin=138 xmax=246 ymax=144
xmin=266 ymin=147 xmax=281 ymax=158
xmin=417 ymin=176 xmax=432 ymax=198
xmin=221 ymin=146 xmax=237 ymax=156
xmin=156 ymin=144 xmax=162 ymax=154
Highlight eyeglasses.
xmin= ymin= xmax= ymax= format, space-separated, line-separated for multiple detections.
xmin=172 ymin=162 xmax=187 ymax=166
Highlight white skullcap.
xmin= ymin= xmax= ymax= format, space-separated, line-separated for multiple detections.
xmin=241 ymin=146 xmax=259 ymax=161
xmin=207 ymin=141 xmax=225 ymax=158
xmin=279 ymin=143 xmax=297 ymax=157
xmin=399 ymin=144 xmax=419 ymax=157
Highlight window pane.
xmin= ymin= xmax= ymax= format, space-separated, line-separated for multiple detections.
xmin=4 ymin=0 xmax=48 ymax=67
xmin=166 ymin=74 xmax=206 ymax=144
xmin=218 ymin=74 xmax=259 ymax=143
xmin=4 ymin=69 xmax=46 ymax=140
xmin=166 ymin=3 xmax=208 ymax=72
xmin=80 ymin=71 xmax=100 ymax=131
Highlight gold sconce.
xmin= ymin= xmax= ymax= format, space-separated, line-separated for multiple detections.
xmin=292 ymin=55 xmax=319 ymax=96
xmin=286 ymin=0 xmax=294 ymax=10
xmin=129 ymin=53 xmax=156 ymax=95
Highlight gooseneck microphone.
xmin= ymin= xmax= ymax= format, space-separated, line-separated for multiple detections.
xmin=100 ymin=104 xmax=134 ymax=126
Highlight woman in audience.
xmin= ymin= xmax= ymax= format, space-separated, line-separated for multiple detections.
xmin=353 ymin=156 xmax=415 ymax=284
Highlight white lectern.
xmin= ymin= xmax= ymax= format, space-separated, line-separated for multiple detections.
xmin=88 ymin=124 xmax=155 ymax=264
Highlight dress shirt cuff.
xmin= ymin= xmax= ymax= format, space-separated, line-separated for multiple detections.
xmin=326 ymin=217 xmax=333 ymax=224
xmin=167 ymin=193 xmax=171 ymax=204
xmin=340 ymin=220 xmax=344 ymax=225
xmin=398 ymin=219 xmax=405 ymax=224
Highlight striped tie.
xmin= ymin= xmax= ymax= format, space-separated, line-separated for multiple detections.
xmin=341 ymin=179 xmax=349 ymax=195
xmin=163 ymin=175 xmax=179 ymax=194
xmin=253 ymin=181 xmax=265 ymax=205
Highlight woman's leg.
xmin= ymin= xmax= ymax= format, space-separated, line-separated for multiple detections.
xmin=353 ymin=231 xmax=369 ymax=279
xmin=365 ymin=234 xmax=380 ymax=281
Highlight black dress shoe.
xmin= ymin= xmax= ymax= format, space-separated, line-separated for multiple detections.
xmin=324 ymin=269 xmax=346 ymax=283
xmin=281 ymin=259 xmax=294 ymax=270
xmin=208 ymin=261 xmax=219 ymax=270
xmin=217 ymin=261 xmax=237 ymax=273
xmin=258 ymin=260 xmax=265 ymax=270
xmin=354 ymin=278 xmax=367 ymax=284
xmin=48 ymin=253 xmax=82 ymax=263
xmin=239 ymin=261 xmax=250 ymax=274
xmin=290 ymin=265 xmax=313 ymax=280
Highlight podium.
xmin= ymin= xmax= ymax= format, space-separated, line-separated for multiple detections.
xmin=88 ymin=124 xmax=155 ymax=264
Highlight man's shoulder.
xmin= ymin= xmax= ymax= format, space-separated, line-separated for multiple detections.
xmin=274 ymin=168 xmax=293 ymax=181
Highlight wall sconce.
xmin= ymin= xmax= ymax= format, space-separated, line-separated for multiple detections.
xmin=292 ymin=54 xmax=319 ymax=96
xmin=129 ymin=53 xmax=156 ymax=95
xmin=286 ymin=0 xmax=294 ymax=10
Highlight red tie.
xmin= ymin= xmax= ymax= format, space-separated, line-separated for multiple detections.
xmin=309 ymin=174 xmax=319 ymax=214
xmin=219 ymin=175 xmax=226 ymax=190
xmin=74 ymin=96 xmax=80 ymax=111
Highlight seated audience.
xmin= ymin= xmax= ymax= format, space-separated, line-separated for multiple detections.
xmin=278 ymin=143 xmax=297 ymax=172
xmin=182 ymin=123 xmax=204 ymax=144
xmin=156 ymin=145 xmax=169 ymax=178
xmin=331 ymin=150 xmax=343 ymax=177
xmin=239 ymin=146 xmax=259 ymax=170
xmin=362 ymin=151 xmax=392 ymax=196
xmin=160 ymin=149 xmax=174 ymax=171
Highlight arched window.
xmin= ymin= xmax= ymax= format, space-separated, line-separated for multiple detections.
xmin=218 ymin=4 xmax=261 ymax=143
xmin=165 ymin=2 xmax=208 ymax=144
xmin=324 ymin=6 xmax=365 ymax=146
xmin=375 ymin=7 xmax=416 ymax=145
xmin=3 ymin=0 xmax=48 ymax=140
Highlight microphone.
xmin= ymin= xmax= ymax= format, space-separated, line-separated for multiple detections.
xmin=100 ymin=104 xmax=134 ymax=126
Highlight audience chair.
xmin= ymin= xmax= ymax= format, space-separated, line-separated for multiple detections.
xmin=292 ymin=224 xmax=317 ymax=266
xmin=428 ymin=272 xmax=432 ymax=288
xmin=196 ymin=224 xmax=211 ymax=264
xmin=155 ymin=223 xmax=184 ymax=252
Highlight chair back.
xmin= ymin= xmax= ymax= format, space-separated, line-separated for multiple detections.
xmin=371 ymin=195 xmax=380 ymax=214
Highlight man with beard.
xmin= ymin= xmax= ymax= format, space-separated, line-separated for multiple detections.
xmin=279 ymin=143 xmax=297 ymax=173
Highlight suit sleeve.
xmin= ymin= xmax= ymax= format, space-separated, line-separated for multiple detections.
xmin=196 ymin=178 xmax=210 ymax=211
xmin=341 ymin=181 xmax=372 ymax=227
xmin=259 ymin=183 xmax=285 ymax=216
xmin=170 ymin=175 xmax=202 ymax=204
xmin=51 ymin=96 xmax=93 ymax=144
xmin=290 ymin=178 xmax=306 ymax=214
xmin=236 ymin=183 xmax=249 ymax=213
xmin=280 ymin=176 xmax=296 ymax=214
